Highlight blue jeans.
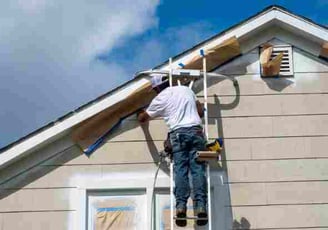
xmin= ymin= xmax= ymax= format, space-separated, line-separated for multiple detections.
xmin=170 ymin=126 xmax=207 ymax=210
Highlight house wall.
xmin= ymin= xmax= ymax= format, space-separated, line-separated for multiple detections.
xmin=0 ymin=30 xmax=328 ymax=230
xmin=211 ymin=43 xmax=328 ymax=229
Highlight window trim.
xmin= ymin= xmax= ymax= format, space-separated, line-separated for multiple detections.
xmin=76 ymin=177 xmax=170 ymax=230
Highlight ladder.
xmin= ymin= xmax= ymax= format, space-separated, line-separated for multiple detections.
xmin=166 ymin=53 xmax=219 ymax=230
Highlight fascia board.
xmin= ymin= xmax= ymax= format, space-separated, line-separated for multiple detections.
xmin=275 ymin=11 xmax=328 ymax=41
xmin=0 ymin=78 xmax=149 ymax=169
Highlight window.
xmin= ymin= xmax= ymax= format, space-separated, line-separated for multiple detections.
xmin=87 ymin=190 xmax=146 ymax=230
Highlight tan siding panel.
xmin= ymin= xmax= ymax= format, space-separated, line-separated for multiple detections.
xmin=215 ymin=52 xmax=260 ymax=75
xmin=205 ymin=94 xmax=328 ymax=117
xmin=0 ymin=188 xmax=76 ymax=212
xmin=229 ymin=183 xmax=267 ymax=206
xmin=0 ymin=137 xmax=74 ymax=188
xmin=1 ymin=165 xmax=100 ymax=189
xmin=223 ymin=115 xmax=328 ymax=138
xmin=2 ymin=211 xmax=75 ymax=230
xmin=106 ymin=115 xmax=328 ymax=142
xmin=272 ymin=115 xmax=328 ymax=136
xmin=228 ymin=159 xmax=328 ymax=183
xmin=226 ymin=136 xmax=328 ymax=160
xmin=232 ymin=204 xmax=328 ymax=229
xmin=294 ymin=49 xmax=328 ymax=73
xmin=48 ymin=135 xmax=328 ymax=165
xmin=50 ymin=141 xmax=160 ymax=165
xmin=2 ymin=163 xmax=159 ymax=189
xmin=230 ymin=181 xmax=328 ymax=206
xmin=197 ymin=73 xmax=328 ymax=96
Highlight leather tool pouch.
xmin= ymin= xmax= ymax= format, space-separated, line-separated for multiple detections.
xmin=163 ymin=133 xmax=173 ymax=154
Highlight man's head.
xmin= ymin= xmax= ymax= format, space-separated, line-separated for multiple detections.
xmin=151 ymin=74 xmax=169 ymax=93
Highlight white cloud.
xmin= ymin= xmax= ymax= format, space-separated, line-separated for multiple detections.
xmin=0 ymin=0 xmax=216 ymax=149
xmin=0 ymin=0 xmax=159 ymax=147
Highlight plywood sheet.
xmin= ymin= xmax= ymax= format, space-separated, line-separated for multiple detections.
xmin=260 ymin=44 xmax=284 ymax=77
xmin=183 ymin=36 xmax=241 ymax=71
xmin=71 ymin=81 xmax=156 ymax=151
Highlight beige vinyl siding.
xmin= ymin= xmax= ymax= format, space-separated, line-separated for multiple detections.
xmin=2 ymin=211 xmax=75 ymax=230
xmin=199 ymin=73 xmax=328 ymax=96
xmin=217 ymin=50 xmax=328 ymax=229
xmin=232 ymin=205 xmax=328 ymax=229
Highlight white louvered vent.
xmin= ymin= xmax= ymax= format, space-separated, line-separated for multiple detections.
xmin=270 ymin=46 xmax=294 ymax=76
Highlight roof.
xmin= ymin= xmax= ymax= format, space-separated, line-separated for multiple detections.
xmin=1 ymin=5 xmax=327 ymax=169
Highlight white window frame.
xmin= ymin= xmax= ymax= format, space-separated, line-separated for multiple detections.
xmin=75 ymin=172 xmax=224 ymax=230
xmin=76 ymin=176 xmax=170 ymax=230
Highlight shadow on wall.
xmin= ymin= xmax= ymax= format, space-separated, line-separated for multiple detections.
xmin=233 ymin=217 xmax=251 ymax=230
xmin=212 ymin=81 xmax=251 ymax=229
xmin=261 ymin=77 xmax=294 ymax=92
xmin=208 ymin=80 xmax=241 ymax=230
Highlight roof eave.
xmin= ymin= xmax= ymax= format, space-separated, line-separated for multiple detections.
xmin=0 ymin=77 xmax=150 ymax=170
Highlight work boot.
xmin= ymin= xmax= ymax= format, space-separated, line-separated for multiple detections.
xmin=176 ymin=208 xmax=187 ymax=227
xmin=195 ymin=207 xmax=208 ymax=226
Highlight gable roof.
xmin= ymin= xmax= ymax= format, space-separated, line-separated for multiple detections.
xmin=0 ymin=5 xmax=327 ymax=169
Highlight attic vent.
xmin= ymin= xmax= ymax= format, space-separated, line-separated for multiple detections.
xmin=260 ymin=45 xmax=294 ymax=77
xmin=271 ymin=46 xmax=293 ymax=76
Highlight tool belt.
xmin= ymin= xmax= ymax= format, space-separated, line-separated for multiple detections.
xmin=163 ymin=133 xmax=173 ymax=154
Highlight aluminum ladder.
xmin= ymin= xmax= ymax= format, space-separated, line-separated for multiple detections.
xmin=166 ymin=53 xmax=218 ymax=230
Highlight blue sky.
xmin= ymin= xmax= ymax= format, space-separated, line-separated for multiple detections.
xmin=0 ymin=0 xmax=327 ymax=149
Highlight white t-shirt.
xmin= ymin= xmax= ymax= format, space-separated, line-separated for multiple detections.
xmin=146 ymin=85 xmax=202 ymax=131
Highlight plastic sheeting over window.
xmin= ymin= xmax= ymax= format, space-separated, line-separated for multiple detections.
xmin=88 ymin=192 xmax=146 ymax=230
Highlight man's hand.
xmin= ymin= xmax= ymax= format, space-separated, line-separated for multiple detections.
xmin=137 ymin=110 xmax=151 ymax=123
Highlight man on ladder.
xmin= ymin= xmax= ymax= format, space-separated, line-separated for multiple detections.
xmin=138 ymin=74 xmax=208 ymax=227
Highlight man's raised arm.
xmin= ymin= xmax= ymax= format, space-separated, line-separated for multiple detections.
xmin=137 ymin=110 xmax=151 ymax=123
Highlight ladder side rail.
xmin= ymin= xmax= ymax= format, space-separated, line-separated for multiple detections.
xmin=202 ymin=53 xmax=212 ymax=230
xmin=170 ymin=162 xmax=174 ymax=230
xmin=169 ymin=57 xmax=174 ymax=230
xmin=202 ymin=56 xmax=209 ymax=140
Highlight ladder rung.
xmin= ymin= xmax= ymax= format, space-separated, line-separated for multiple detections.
xmin=174 ymin=216 xmax=208 ymax=220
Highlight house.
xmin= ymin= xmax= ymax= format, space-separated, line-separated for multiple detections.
xmin=0 ymin=5 xmax=328 ymax=230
